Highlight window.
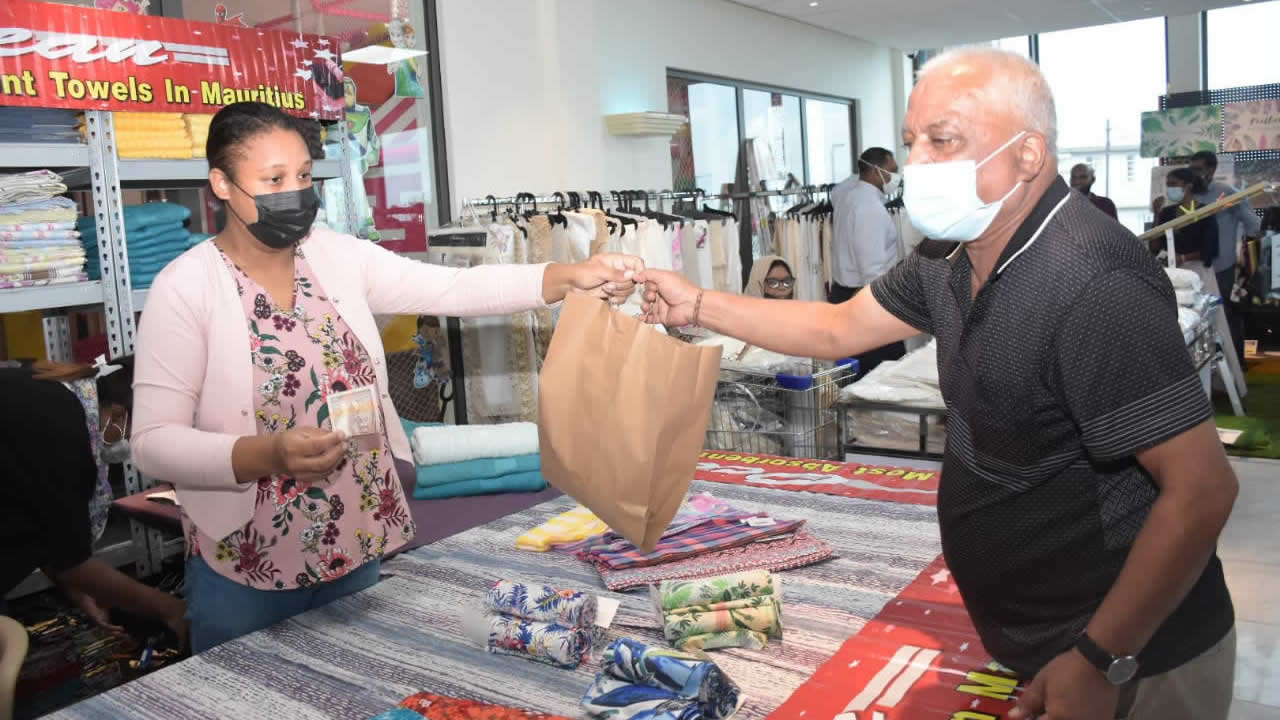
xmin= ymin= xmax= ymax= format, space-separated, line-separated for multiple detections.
xmin=993 ymin=36 xmax=1031 ymax=58
xmin=667 ymin=71 xmax=855 ymax=194
xmin=1039 ymin=18 xmax=1166 ymax=235
xmin=1207 ymin=2 xmax=1280 ymax=89
xmin=668 ymin=77 xmax=738 ymax=193
xmin=805 ymin=98 xmax=853 ymax=186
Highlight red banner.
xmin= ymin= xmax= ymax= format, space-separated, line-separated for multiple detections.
xmin=695 ymin=451 xmax=939 ymax=506
xmin=770 ymin=555 xmax=1021 ymax=720
xmin=0 ymin=0 xmax=343 ymax=119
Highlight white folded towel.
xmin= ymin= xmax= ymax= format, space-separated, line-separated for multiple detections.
xmin=410 ymin=422 xmax=540 ymax=466
xmin=1164 ymin=267 xmax=1203 ymax=293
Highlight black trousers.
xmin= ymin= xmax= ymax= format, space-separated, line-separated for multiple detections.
xmin=829 ymin=282 xmax=906 ymax=374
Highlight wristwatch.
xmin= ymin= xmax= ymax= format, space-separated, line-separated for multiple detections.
xmin=1075 ymin=632 xmax=1140 ymax=685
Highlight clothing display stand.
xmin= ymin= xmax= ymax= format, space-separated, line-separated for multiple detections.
xmin=0 ymin=110 xmax=350 ymax=596
xmin=1140 ymin=181 xmax=1277 ymax=418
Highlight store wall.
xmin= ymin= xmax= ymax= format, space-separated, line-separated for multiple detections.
xmin=436 ymin=0 xmax=896 ymax=215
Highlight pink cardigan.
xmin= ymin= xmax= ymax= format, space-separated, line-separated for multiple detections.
xmin=132 ymin=225 xmax=550 ymax=540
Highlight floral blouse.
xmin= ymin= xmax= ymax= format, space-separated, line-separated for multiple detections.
xmin=181 ymin=247 xmax=416 ymax=590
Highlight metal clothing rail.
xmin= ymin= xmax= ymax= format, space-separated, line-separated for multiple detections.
xmin=460 ymin=186 xmax=818 ymax=211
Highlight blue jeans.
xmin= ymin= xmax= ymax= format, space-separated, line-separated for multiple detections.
xmin=185 ymin=554 xmax=381 ymax=653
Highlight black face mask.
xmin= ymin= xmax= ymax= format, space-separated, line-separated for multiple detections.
xmin=228 ymin=180 xmax=319 ymax=249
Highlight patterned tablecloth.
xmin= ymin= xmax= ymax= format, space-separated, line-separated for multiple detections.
xmin=47 ymin=479 xmax=943 ymax=720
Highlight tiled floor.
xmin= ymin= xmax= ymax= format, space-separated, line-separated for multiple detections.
xmin=1222 ymin=457 xmax=1280 ymax=719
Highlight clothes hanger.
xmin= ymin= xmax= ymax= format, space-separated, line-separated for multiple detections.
xmin=548 ymin=192 xmax=569 ymax=228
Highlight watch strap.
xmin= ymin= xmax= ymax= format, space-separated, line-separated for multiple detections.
xmin=1074 ymin=632 xmax=1114 ymax=673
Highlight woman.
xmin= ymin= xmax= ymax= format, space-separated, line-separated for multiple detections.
xmin=0 ymin=358 xmax=186 ymax=645
xmin=1154 ymin=168 xmax=1218 ymax=270
xmin=745 ymin=256 xmax=795 ymax=300
xmin=131 ymin=102 xmax=641 ymax=652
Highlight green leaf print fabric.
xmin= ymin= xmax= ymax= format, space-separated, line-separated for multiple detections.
xmin=656 ymin=570 xmax=782 ymax=651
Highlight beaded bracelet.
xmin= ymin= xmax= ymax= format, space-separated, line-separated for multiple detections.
xmin=692 ymin=290 xmax=705 ymax=328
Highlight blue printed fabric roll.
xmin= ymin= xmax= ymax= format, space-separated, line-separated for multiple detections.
xmin=486 ymin=614 xmax=591 ymax=669
xmin=416 ymin=453 xmax=542 ymax=487
xmin=582 ymin=639 xmax=741 ymax=720
xmin=485 ymin=581 xmax=598 ymax=628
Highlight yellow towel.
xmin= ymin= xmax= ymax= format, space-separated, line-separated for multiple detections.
xmin=515 ymin=505 xmax=608 ymax=552
xmin=118 ymin=146 xmax=194 ymax=159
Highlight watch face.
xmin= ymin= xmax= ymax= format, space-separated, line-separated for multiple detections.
xmin=1106 ymin=656 xmax=1140 ymax=685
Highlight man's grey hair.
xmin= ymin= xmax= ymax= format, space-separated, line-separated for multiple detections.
xmin=917 ymin=47 xmax=1058 ymax=155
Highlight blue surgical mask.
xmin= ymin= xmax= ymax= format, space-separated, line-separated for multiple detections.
xmin=902 ymin=131 xmax=1027 ymax=242
xmin=1166 ymin=187 xmax=1186 ymax=204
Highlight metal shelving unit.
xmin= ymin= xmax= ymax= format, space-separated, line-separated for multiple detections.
xmin=2 ymin=109 xmax=354 ymax=592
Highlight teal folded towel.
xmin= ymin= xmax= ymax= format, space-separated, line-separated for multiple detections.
xmin=411 ymin=471 xmax=547 ymax=500
xmin=78 ymin=203 xmax=190 ymax=234
xmin=415 ymin=453 xmax=541 ymax=488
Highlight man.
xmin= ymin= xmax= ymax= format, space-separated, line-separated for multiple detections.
xmin=639 ymin=48 xmax=1237 ymax=720
xmin=1071 ymin=162 xmax=1118 ymax=220
xmin=831 ymin=147 xmax=905 ymax=372
xmin=1189 ymin=150 xmax=1261 ymax=365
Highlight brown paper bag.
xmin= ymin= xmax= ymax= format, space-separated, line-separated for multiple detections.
xmin=538 ymin=293 xmax=722 ymax=552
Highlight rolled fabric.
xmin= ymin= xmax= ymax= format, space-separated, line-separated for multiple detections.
xmin=485 ymin=581 xmax=598 ymax=628
xmin=416 ymin=453 xmax=541 ymax=487
xmin=410 ymin=471 xmax=546 ymax=500
xmin=582 ymin=638 xmax=741 ymax=720
xmin=657 ymin=571 xmax=776 ymax=612
xmin=662 ymin=596 xmax=782 ymax=652
xmin=481 ymin=614 xmax=591 ymax=669
xmin=410 ymin=421 xmax=539 ymax=466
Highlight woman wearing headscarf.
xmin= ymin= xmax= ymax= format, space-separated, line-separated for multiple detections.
xmin=744 ymin=256 xmax=795 ymax=300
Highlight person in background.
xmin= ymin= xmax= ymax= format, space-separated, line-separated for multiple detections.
xmin=744 ymin=256 xmax=795 ymax=300
xmin=130 ymin=102 xmax=643 ymax=653
xmin=1189 ymin=150 xmax=1261 ymax=366
xmin=0 ymin=358 xmax=187 ymax=646
xmin=1152 ymin=168 xmax=1218 ymax=270
xmin=1070 ymin=163 xmax=1118 ymax=220
xmin=831 ymin=146 xmax=904 ymax=372
xmin=639 ymin=48 xmax=1237 ymax=720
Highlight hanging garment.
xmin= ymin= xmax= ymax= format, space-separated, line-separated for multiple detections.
xmin=581 ymin=208 xmax=611 ymax=257
xmin=528 ymin=215 xmax=556 ymax=364
xmin=679 ymin=220 xmax=713 ymax=290
xmin=1183 ymin=260 xmax=1248 ymax=398
xmin=462 ymin=223 xmax=520 ymax=420
xmin=565 ymin=211 xmax=597 ymax=263
xmin=723 ymin=218 xmax=743 ymax=294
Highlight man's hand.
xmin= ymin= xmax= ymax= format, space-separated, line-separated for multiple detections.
xmin=1151 ymin=196 xmax=1165 ymax=215
xmin=570 ymin=253 xmax=644 ymax=305
xmin=637 ymin=269 xmax=702 ymax=326
xmin=64 ymin=585 xmax=124 ymax=634
xmin=1009 ymin=649 xmax=1120 ymax=720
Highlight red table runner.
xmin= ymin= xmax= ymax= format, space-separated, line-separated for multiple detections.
xmin=695 ymin=451 xmax=939 ymax=506
xmin=770 ymin=555 xmax=1021 ymax=720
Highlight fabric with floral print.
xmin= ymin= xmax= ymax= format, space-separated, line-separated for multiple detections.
xmin=61 ymin=377 xmax=113 ymax=543
xmin=484 ymin=614 xmax=591 ymax=669
xmin=581 ymin=639 xmax=742 ymax=720
xmin=657 ymin=570 xmax=782 ymax=652
xmin=179 ymin=247 xmax=416 ymax=590
xmin=484 ymin=581 xmax=598 ymax=628
xmin=377 ymin=693 xmax=574 ymax=720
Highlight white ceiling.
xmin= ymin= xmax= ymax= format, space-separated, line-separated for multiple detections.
xmin=730 ymin=0 xmax=1264 ymax=50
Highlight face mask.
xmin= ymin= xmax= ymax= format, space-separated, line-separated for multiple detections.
xmin=902 ymin=131 xmax=1027 ymax=242
xmin=1166 ymin=187 xmax=1185 ymax=204
xmin=228 ymin=179 xmax=319 ymax=249
xmin=860 ymin=158 xmax=902 ymax=196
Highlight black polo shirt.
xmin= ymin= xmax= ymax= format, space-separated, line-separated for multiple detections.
xmin=871 ymin=177 xmax=1233 ymax=678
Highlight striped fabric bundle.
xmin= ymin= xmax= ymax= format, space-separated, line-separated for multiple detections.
xmin=185 ymin=114 xmax=213 ymax=158
xmin=515 ymin=505 xmax=610 ymax=552
xmin=0 ymin=170 xmax=86 ymax=288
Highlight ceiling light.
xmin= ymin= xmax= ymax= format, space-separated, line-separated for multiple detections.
xmin=341 ymin=45 xmax=428 ymax=65
xmin=809 ymin=2 xmax=819 ymax=6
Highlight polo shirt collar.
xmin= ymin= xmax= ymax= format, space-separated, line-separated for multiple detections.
xmin=945 ymin=176 xmax=1071 ymax=277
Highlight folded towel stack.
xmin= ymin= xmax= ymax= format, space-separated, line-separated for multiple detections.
xmin=655 ymin=570 xmax=783 ymax=651
xmin=405 ymin=418 xmax=547 ymax=499
xmin=464 ymin=581 xmax=598 ymax=669
xmin=184 ymin=114 xmax=213 ymax=158
xmin=78 ymin=202 xmax=206 ymax=289
xmin=79 ymin=112 xmax=193 ymax=159
xmin=0 ymin=171 xmax=86 ymax=289
xmin=0 ymin=108 xmax=82 ymax=145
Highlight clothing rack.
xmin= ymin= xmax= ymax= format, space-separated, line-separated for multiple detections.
xmin=459 ymin=186 xmax=818 ymax=214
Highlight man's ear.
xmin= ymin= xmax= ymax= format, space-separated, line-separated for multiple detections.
xmin=1016 ymin=132 xmax=1049 ymax=181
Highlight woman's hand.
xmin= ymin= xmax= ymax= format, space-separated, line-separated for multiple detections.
xmin=637 ymin=269 xmax=702 ymax=326
xmin=271 ymin=427 xmax=347 ymax=482
xmin=543 ymin=254 xmax=645 ymax=305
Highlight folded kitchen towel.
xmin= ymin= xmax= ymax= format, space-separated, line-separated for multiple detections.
xmin=410 ymin=421 xmax=539 ymax=466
